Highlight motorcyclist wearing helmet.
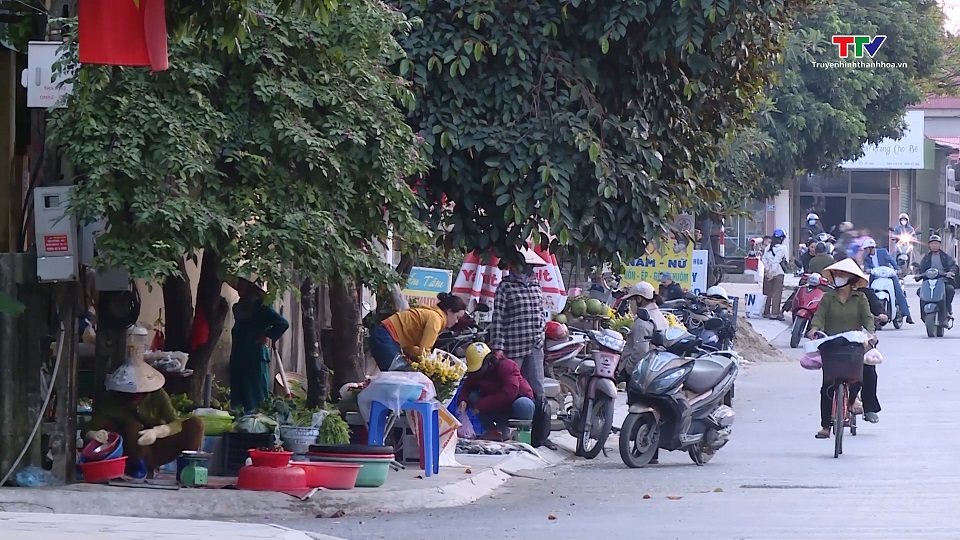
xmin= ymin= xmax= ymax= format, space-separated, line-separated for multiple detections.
xmin=804 ymin=213 xmax=825 ymax=242
xmin=832 ymin=221 xmax=855 ymax=262
xmin=917 ymin=234 xmax=959 ymax=318
xmin=892 ymin=213 xmax=916 ymax=238
xmin=457 ymin=342 xmax=535 ymax=440
xmin=861 ymin=237 xmax=914 ymax=324
xmin=761 ymin=228 xmax=789 ymax=320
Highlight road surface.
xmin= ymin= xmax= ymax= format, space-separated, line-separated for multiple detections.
xmin=285 ymin=319 xmax=960 ymax=540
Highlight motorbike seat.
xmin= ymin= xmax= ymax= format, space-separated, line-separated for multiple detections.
xmin=684 ymin=355 xmax=736 ymax=394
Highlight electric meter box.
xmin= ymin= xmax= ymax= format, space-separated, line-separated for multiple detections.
xmin=34 ymin=186 xmax=79 ymax=282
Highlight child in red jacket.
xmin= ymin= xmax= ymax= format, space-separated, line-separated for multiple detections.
xmin=457 ymin=343 xmax=535 ymax=439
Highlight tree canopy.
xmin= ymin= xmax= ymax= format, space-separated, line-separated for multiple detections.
xmin=48 ymin=0 xmax=428 ymax=291
xmin=755 ymin=0 xmax=944 ymax=182
xmin=393 ymin=0 xmax=804 ymax=262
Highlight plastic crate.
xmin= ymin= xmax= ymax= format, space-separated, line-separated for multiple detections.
xmin=222 ymin=432 xmax=273 ymax=476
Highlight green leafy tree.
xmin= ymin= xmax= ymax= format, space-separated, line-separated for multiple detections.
xmin=756 ymin=0 xmax=944 ymax=183
xmin=392 ymin=0 xmax=804 ymax=262
xmin=48 ymin=1 xmax=428 ymax=398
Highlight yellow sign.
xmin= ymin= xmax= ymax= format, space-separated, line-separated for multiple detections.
xmin=622 ymin=237 xmax=694 ymax=289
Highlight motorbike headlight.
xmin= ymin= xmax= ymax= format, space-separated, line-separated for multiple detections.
xmin=649 ymin=367 xmax=688 ymax=395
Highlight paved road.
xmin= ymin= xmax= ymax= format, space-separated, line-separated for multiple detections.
xmin=286 ymin=319 xmax=960 ymax=540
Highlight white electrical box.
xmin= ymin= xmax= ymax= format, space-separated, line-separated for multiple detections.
xmin=79 ymin=218 xmax=131 ymax=291
xmin=34 ymin=186 xmax=79 ymax=282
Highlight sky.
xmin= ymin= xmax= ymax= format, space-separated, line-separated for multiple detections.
xmin=944 ymin=0 xmax=960 ymax=33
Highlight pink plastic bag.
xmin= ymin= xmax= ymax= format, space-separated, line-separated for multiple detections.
xmin=456 ymin=411 xmax=476 ymax=439
xmin=800 ymin=351 xmax=822 ymax=370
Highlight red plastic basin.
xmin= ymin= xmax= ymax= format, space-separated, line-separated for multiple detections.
xmin=236 ymin=465 xmax=306 ymax=491
xmin=80 ymin=432 xmax=122 ymax=462
xmin=78 ymin=456 xmax=127 ymax=483
xmin=248 ymin=449 xmax=293 ymax=468
xmin=292 ymin=462 xmax=362 ymax=490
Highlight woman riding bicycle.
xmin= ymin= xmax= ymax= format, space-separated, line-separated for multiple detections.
xmin=807 ymin=258 xmax=875 ymax=439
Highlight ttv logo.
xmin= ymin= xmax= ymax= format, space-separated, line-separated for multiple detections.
xmin=831 ymin=35 xmax=886 ymax=59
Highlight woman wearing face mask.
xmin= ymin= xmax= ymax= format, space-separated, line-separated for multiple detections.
xmin=760 ymin=229 xmax=789 ymax=320
xmin=807 ymin=259 xmax=875 ymax=439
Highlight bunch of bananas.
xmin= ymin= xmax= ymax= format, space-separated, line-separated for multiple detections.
xmin=410 ymin=349 xmax=467 ymax=401
xmin=609 ymin=312 xmax=636 ymax=332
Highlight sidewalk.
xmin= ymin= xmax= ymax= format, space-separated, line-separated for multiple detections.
xmin=0 ymin=450 xmax=565 ymax=521
xmin=0 ymin=512 xmax=342 ymax=540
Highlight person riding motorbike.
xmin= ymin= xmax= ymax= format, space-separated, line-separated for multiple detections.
xmin=807 ymin=258 xmax=875 ymax=439
xmin=833 ymin=221 xmax=855 ymax=262
xmin=808 ymin=242 xmax=835 ymax=274
xmin=804 ymin=213 xmax=825 ymax=242
xmin=892 ymin=213 xmax=917 ymax=238
xmin=917 ymin=234 xmax=959 ymax=319
xmin=852 ymin=251 xmax=886 ymax=424
xmin=861 ymin=237 xmax=914 ymax=324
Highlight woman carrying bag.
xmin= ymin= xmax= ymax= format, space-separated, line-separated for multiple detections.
xmin=761 ymin=228 xmax=789 ymax=320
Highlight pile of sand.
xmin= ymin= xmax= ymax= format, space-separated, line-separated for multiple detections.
xmin=733 ymin=315 xmax=789 ymax=364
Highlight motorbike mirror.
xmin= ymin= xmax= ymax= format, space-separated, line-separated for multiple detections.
xmin=475 ymin=303 xmax=491 ymax=313
xmin=635 ymin=308 xmax=651 ymax=322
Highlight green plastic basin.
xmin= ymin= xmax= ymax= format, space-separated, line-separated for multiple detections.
xmin=308 ymin=456 xmax=391 ymax=487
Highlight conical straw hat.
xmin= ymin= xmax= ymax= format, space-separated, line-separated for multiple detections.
xmin=822 ymin=258 xmax=869 ymax=289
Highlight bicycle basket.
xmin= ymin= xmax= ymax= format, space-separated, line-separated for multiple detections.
xmin=818 ymin=341 xmax=864 ymax=383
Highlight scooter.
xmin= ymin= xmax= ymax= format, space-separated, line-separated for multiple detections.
xmin=816 ymin=233 xmax=836 ymax=256
xmin=917 ymin=268 xmax=954 ymax=338
xmin=563 ymin=329 xmax=625 ymax=458
xmin=790 ymin=273 xmax=826 ymax=348
xmin=869 ymin=265 xmax=904 ymax=330
xmin=544 ymin=328 xmax=589 ymax=431
xmin=619 ymin=319 xmax=738 ymax=468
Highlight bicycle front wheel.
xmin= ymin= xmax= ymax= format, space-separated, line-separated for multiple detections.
xmin=833 ymin=383 xmax=846 ymax=458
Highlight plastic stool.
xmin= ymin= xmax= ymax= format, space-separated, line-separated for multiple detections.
xmin=367 ymin=400 xmax=440 ymax=477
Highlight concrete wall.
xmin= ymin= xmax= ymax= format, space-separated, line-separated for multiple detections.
xmin=921 ymin=110 xmax=960 ymax=136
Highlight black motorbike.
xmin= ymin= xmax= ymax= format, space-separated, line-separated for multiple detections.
xmin=916 ymin=268 xmax=953 ymax=338
xmin=618 ymin=313 xmax=739 ymax=468
xmin=434 ymin=303 xmax=491 ymax=356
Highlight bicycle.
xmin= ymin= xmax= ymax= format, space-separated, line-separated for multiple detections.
xmin=812 ymin=332 xmax=865 ymax=458
xmin=829 ymin=378 xmax=858 ymax=458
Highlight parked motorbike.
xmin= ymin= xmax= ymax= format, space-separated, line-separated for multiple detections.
xmin=790 ymin=273 xmax=826 ymax=348
xmin=619 ymin=321 xmax=739 ymax=468
xmin=434 ymin=303 xmax=491 ymax=357
xmin=563 ymin=328 xmax=625 ymax=458
xmin=869 ymin=265 xmax=903 ymax=330
xmin=917 ymin=268 xmax=954 ymax=338
xmin=544 ymin=327 xmax=589 ymax=431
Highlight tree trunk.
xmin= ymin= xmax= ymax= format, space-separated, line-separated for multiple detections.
xmin=162 ymin=258 xmax=193 ymax=353
xmin=187 ymin=250 xmax=229 ymax=402
xmin=300 ymin=278 xmax=328 ymax=408
xmin=327 ymin=275 xmax=363 ymax=395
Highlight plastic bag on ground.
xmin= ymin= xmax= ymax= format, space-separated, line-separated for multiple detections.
xmin=15 ymin=466 xmax=60 ymax=487
xmin=357 ymin=371 xmax=437 ymax=422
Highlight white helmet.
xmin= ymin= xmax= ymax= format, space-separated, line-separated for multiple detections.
xmin=806 ymin=213 xmax=819 ymax=221
xmin=862 ymin=238 xmax=877 ymax=249
xmin=899 ymin=213 xmax=909 ymax=222
xmin=705 ymin=285 xmax=729 ymax=300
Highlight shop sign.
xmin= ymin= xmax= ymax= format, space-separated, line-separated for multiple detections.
xmin=842 ymin=110 xmax=925 ymax=170
xmin=403 ymin=267 xmax=453 ymax=306
xmin=623 ymin=236 xmax=695 ymax=290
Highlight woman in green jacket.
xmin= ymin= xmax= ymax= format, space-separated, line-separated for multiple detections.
xmin=807 ymin=258 xmax=875 ymax=439
xmin=229 ymin=276 xmax=290 ymax=413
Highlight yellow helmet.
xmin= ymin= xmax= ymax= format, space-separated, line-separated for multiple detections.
xmin=465 ymin=342 xmax=491 ymax=373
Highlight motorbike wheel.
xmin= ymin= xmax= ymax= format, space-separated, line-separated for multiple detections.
xmin=619 ymin=412 xmax=660 ymax=468
xmin=688 ymin=442 xmax=716 ymax=466
xmin=576 ymin=395 xmax=614 ymax=459
xmin=926 ymin=313 xmax=937 ymax=338
xmin=789 ymin=317 xmax=807 ymax=348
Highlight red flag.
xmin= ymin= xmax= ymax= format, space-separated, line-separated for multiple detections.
xmin=78 ymin=0 xmax=169 ymax=72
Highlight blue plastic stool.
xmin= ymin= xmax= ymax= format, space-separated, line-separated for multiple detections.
xmin=367 ymin=400 xmax=440 ymax=477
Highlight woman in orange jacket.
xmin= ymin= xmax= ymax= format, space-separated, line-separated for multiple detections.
xmin=371 ymin=293 xmax=467 ymax=370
